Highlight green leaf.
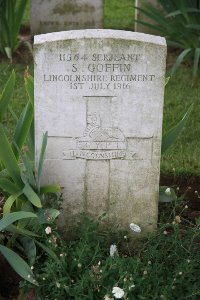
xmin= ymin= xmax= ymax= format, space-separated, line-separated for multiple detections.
xmin=0 ymin=244 xmax=38 ymax=285
xmin=20 ymin=237 xmax=36 ymax=266
xmin=0 ymin=211 xmax=37 ymax=231
xmin=171 ymin=49 xmax=192 ymax=76
xmin=37 ymin=132 xmax=48 ymax=193
xmin=14 ymin=143 xmax=35 ymax=187
xmin=40 ymin=184 xmax=61 ymax=194
xmin=37 ymin=208 xmax=60 ymax=224
xmin=23 ymin=183 xmax=42 ymax=208
xmin=0 ymin=70 xmax=15 ymax=121
xmin=24 ymin=73 xmax=34 ymax=107
xmin=12 ymin=102 xmax=33 ymax=160
xmin=162 ymin=104 xmax=193 ymax=154
xmin=35 ymin=240 xmax=59 ymax=263
xmin=193 ymin=48 xmax=200 ymax=77
xmin=0 ymin=124 xmax=23 ymax=188
xmin=3 ymin=192 xmax=23 ymax=214
xmin=6 ymin=224 xmax=40 ymax=237
xmin=0 ymin=178 xmax=20 ymax=194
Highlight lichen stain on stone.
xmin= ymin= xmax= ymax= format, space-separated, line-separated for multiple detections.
xmin=53 ymin=2 xmax=95 ymax=15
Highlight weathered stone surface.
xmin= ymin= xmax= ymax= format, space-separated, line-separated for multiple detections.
xmin=31 ymin=0 xmax=103 ymax=35
xmin=34 ymin=30 xmax=167 ymax=234
xmin=135 ymin=0 xmax=163 ymax=34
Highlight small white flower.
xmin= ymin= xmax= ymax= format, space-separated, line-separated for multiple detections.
xmin=56 ymin=282 xmax=60 ymax=288
xmin=43 ymin=277 xmax=46 ymax=280
xmin=143 ymin=270 xmax=148 ymax=275
xmin=112 ymin=286 xmax=125 ymax=299
xmin=124 ymin=235 xmax=127 ymax=240
xmin=179 ymin=272 xmax=182 ymax=276
xmin=129 ymin=284 xmax=135 ymax=290
xmin=129 ymin=223 xmax=141 ymax=233
xmin=77 ymin=263 xmax=82 ymax=268
xmin=45 ymin=226 xmax=52 ymax=235
xmin=31 ymin=266 xmax=34 ymax=270
xmin=165 ymin=188 xmax=171 ymax=196
xmin=27 ymin=274 xmax=31 ymax=279
xmin=110 ymin=244 xmax=118 ymax=257
xmin=103 ymin=295 xmax=111 ymax=300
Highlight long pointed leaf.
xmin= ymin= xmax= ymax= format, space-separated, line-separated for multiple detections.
xmin=171 ymin=49 xmax=192 ymax=75
xmin=7 ymin=224 xmax=40 ymax=237
xmin=40 ymin=185 xmax=61 ymax=194
xmin=0 ymin=124 xmax=23 ymax=188
xmin=23 ymin=183 xmax=42 ymax=208
xmin=0 ymin=178 xmax=20 ymax=194
xmin=35 ymin=240 xmax=59 ymax=263
xmin=37 ymin=132 xmax=48 ymax=193
xmin=0 ymin=70 xmax=15 ymax=121
xmin=0 ymin=245 xmax=38 ymax=285
xmin=162 ymin=105 xmax=193 ymax=154
xmin=0 ymin=211 xmax=37 ymax=231
xmin=193 ymin=48 xmax=200 ymax=77
xmin=3 ymin=192 xmax=23 ymax=214
xmin=12 ymin=102 xmax=33 ymax=160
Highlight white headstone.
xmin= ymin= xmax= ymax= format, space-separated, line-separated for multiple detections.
xmin=34 ymin=30 xmax=166 ymax=234
xmin=31 ymin=0 xmax=103 ymax=35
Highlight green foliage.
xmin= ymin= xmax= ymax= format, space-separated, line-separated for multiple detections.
xmin=135 ymin=0 xmax=200 ymax=76
xmin=0 ymin=0 xmax=28 ymax=60
xmin=0 ymin=71 xmax=61 ymax=284
xmin=161 ymin=104 xmax=193 ymax=154
xmin=20 ymin=212 xmax=200 ymax=300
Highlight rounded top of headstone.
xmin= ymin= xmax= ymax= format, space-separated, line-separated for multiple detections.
xmin=34 ymin=29 xmax=166 ymax=46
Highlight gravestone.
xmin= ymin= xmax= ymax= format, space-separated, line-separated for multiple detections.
xmin=34 ymin=30 xmax=167 ymax=233
xmin=135 ymin=0 xmax=162 ymax=34
xmin=31 ymin=0 xmax=103 ymax=35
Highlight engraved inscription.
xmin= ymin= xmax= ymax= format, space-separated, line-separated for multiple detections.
xmin=43 ymin=51 xmax=156 ymax=90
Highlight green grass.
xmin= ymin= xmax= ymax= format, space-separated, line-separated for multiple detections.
xmin=104 ymin=0 xmax=135 ymax=30
xmin=161 ymin=68 xmax=200 ymax=177
xmin=21 ymin=214 xmax=200 ymax=300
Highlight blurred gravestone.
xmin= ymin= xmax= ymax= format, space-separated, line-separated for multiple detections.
xmin=135 ymin=0 xmax=163 ymax=34
xmin=31 ymin=0 xmax=103 ymax=35
xmin=34 ymin=30 xmax=166 ymax=233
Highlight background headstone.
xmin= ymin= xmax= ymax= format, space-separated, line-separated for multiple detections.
xmin=34 ymin=30 xmax=166 ymax=234
xmin=31 ymin=0 xmax=103 ymax=35
xmin=135 ymin=0 xmax=163 ymax=34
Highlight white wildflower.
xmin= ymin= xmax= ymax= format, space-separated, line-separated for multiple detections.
xmin=165 ymin=188 xmax=171 ymax=196
xmin=104 ymin=295 xmax=113 ymax=300
xmin=129 ymin=284 xmax=135 ymax=290
xmin=110 ymin=244 xmax=118 ymax=257
xmin=77 ymin=263 xmax=82 ymax=268
xmin=45 ymin=226 xmax=52 ymax=234
xmin=27 ymin=274 xmax=31 ymax=279
xmin=129 ymin=223 xmax=141 ymax=233
xmin=112 ymin=286 xmax=125 ymax=299
xmin=143 ymin=270 xmax=148 ymax=275
xmin=56 ymin=282 xmax=60 ymax=288
xmin=31 ymin=266 xmax=34 ymax=270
